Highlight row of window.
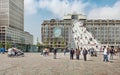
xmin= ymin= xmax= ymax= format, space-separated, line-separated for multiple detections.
xmin=101 ymin=42 xmax=120 ymax=44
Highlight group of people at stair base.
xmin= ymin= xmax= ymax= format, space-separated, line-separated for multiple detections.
xmin=70 ymin=48 xmax=88 ymax=61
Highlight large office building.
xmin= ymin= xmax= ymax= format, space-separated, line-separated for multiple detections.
xmin=41 ymin=14 xmax=86 ymax=49
xmin=41 ymin=14 xmax=120 ymax=49
xmin=84 ymin=20 xmax=120 ymax=47
xmin=41 ymin=19 xmax=72 ymax=49
xmin=0 ymin=0 xmax=33 ymax=50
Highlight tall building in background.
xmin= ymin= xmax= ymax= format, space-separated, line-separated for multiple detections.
xmin=41 ymin=14 xmax=120 ymax=49
xmin=0 ymin=0 xmax=33 ymax=51
xmin=41 ymin=14 xmax=86 ymax=49
xmin=0 ymin=0 xmax=24 ymax=30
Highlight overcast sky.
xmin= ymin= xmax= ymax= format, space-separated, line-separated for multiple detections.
xmin=24 ymin=0 xmax=120 ymax=44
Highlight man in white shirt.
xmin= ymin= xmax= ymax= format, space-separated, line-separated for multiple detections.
xmin=103 ymin=47 xmax=109 ymax=62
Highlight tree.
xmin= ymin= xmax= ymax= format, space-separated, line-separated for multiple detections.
xmin=44 ymin=41 xmax=49 ymax=48
xmin=61 ymin=39 xmax=65 ymax=48
xmin=0 ymin=42 xmax=3 ymax=48
xmin=52 ymin=39 xmax=57 ymax=48
xmin=36 ymin=37 xmax=43 ymax=47
xmin=37 ymin=42 xmax=41 ymax=47
xmin=6 ymin=42 xmax=12 ymax=49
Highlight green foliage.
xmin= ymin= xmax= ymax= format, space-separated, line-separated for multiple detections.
xmin=37 ymin=42 xmax=41 ymax=47
xmin=61 ymin=39 xmax=65 ymax=47
xmin=36 ymin=37 xmax=42 ymax=47
xmin=6 ymin=42 xmax=12 ymax=49
xmin=43 ymin=39 xmax=49 ymax=47
xmin=0 ymin=42 xmax=3 ymax=48
xmin=17 ymin=45 xmax=22 ymax=50
xmin=44 ymin=44 xmax=49 ymax=48
xmin=52 ymin=39 xmax=57 ymax=48
xmin=44 ymin=43 xmax=48 ymax=47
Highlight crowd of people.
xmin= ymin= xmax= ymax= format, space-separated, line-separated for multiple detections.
xmin=41 ymin=46 xmax=120 ymax=62
xmin=103 ymin=46 xmax=120 ymax=62
xmin=41 ymin=47 xmax=89 ymax=61
xmin=41 ymin=48 xmax=50 ymax=56
xmin=69 ymin=48 xmax=88 ymax=61
xmin=1 ymin=45 xmax=119 ymax=62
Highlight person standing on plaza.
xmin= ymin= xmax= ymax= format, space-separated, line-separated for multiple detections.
xmin=0 ymin=48 xmax=1 ymax=53
xmin=110 ymin=47 xmax=114 ymax=60
xmin=53 ymin=48 xmax=57 ymax=59
xmin=44 ymin=49 xmax=47 ymax=56
xmin=43 ymin=49 xmax=46 ymax=56
xmin=76 ymin=48 xmax=80 ymax=60
xmin=0 ymin=47 xmax=5 ymax=54
xmin=64 ymin=48 xmax=66 ymax=55
xmin=103 ymin=47 xmax=109 ymax=62
xmin=90 ymin=48 xmax=94 ymax=56
xmin=82 ymin=48 xmax=88 ymax=61
xmin=80 ymin=47 xmax=83 ymax=59
xmin=70 ymin=48 xmax=75 ymax=60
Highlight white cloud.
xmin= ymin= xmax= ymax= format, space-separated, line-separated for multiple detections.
xmin=88 ymin=1 xmax=120 ymax=19
xmin=24 ymin=0 xmax=38 ymax=15
xmin=38 ymin=0 xmax=88 ymax=18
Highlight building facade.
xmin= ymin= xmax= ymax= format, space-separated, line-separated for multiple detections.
xmin=41 ymin=14 xmax=120 ymax=49
xmin=0 ymin=0 xmax=33 ymax=50
xmin=41 ymin=14 xmax=86 ymax=49
xmin=84 ymin=20 xmax=120 ymax=47
xmin=41 ymin=19 xmax=72 ymax=48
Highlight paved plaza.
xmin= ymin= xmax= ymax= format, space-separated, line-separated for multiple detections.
xmin=0 ymin=52 xmax=120 ymax=75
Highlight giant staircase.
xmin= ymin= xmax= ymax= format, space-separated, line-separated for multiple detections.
xmin=72 ymin=20 xmax=100 ymax=51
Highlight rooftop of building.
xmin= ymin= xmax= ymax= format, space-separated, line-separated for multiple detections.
xmin=41 ymin=14 xmax=120 ymax=25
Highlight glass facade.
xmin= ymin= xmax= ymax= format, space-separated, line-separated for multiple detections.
xmin=0 ymin=0 xmax=33 ymax=49
xmin=0 ymin=0 xmax=9 ymax=26
xmin=9 ymin=0 xmax=24 ymax=31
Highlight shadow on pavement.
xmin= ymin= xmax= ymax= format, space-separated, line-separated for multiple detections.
xmin=109 ymin=61 xmax=114 ymax=63
xmin=87 ymin=60 xmax=93 ymax=61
